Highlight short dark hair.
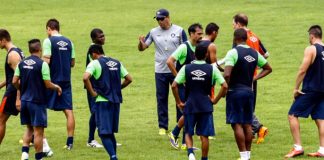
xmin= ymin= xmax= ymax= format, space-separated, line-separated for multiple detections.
xmin=233 ymin=13 xmax=248 ymax=26
xmin=46 ymin=18 xmax=60 ymax=31
xmin=89 ymin=44 xmax=104 ymax=56
xmin=308 ymin=25 xmax=322 ymax=39
xmin=234 ymin=28 xmax=247 ymax=42
xmin=205 ymin=23 xmax=219 ymax=35
xmin=195 ymin=42 xmax=208 ymax=60
xmin=90 ymin=28 xmax=104 ymax=40
xmin=28 ymin=39 xmax=41 ymax=53
xmin=188 ymin=23 xmax=203 ymax=35
xmin=0 ymin=29 xmax=11 ymax=41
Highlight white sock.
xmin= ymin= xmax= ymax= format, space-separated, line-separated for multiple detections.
xmin=318 ymin=146 xmax=324 ymax=154
xmin=294 ymin=144 xmax=302 ymax=151
xmin=239 ymin=151 xmax=248 ymax=160
xmin=247 ymin=151 xmax=251 ymax=159
xmin=43 ymin=138 xmax=50 ymax=150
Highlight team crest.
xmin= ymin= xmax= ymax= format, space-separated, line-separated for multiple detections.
xmin=244 ymin=55 xmax=255 ymax=63
xmin=171 ymin=33 xmax=176 ymax=38
xmin=191 ymin=70 xmax=206 ymax=81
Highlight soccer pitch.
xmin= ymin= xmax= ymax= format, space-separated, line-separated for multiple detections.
xmin=0 ymin=0 xmax=324 ymax=159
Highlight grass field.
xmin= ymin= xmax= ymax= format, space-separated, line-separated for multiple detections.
xmin=1 ymin=0 xmax=324 ymax=159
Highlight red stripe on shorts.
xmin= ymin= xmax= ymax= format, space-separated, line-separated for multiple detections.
xmin=0 ymin=97 xmax=7 ymax=113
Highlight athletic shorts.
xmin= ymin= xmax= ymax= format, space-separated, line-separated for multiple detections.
xmin=95 ymin=101 xmax=120 ymax=135
xmin=226 ymin=89 xmax=254 ymax=124
xmin=47 ymin=81 xmax=72 ymax=111
xmin=20 ymin=101 xmax=47 ymax=127
xmin=289 ymin=91 xmax=324 ymax=119
xmin=0 ymin=87 xmax=19 ymax=116
xmin=184 ymin=112 xmax=215 ymax=136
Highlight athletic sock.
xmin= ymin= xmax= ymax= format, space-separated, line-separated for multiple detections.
xmin=172 ymin=125 xmax=181 ymax=137
xmin=201 ymin=157 xmax=208 ymax=160
xmin=35 ymin=152 xmax=43 ymax=160
xmin=66 ymin=136 xmax=74 ymax=146
xmin=247 ymin=151 xmax=251 ymax=159
xmin=239 ymin=151 xmax=248 ymax=160
xmin=318 ymin=146 xmax=324 ymax=154
xmin=100 ymin=134 xmax=117 ymax=159
xmin=110 ymin=134 xmax=117 ymax=153
xmin=88 ymin=113 xmax=96 ymax=143
xmin=187 ymin=148 xmax=194 ymax=156
xmin=22 ymin=146 xmax=29 ymax=153
xmin=43 ymin=138 xmax=49 ymax=150
xmin=294 ymin=144 xmax=302 ymax=151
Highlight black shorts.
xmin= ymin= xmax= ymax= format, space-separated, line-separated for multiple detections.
xmin=0 ymin=90 xmax=19 ymax=116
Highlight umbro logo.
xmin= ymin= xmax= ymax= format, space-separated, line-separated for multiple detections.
xmin=57 ymin=41 xmax=68 ymax=48
xmin=244 ymin=55 xmax=255 ymax=63
xmin=191 ymin=70 xmax=206 ymax=81
xmin=249 ymin=36 xmax=258 ymax=42
xmin=23 ymin=59 xmax=35 ymax=69
xmin=321 ymin=51 xmax=324 ymax=60
xmin=24 ymin=59 xmax=36 ymax=66
xmin=106 ymin=61 xmax=118 ymax=70
xmin=57 ymin=41 xmax=68 ymax=50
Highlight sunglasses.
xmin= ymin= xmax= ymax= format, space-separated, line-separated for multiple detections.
xmin=156 ymin=17 xmax=165 ymax=21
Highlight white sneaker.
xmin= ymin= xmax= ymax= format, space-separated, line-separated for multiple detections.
xmin=116 ymin=142 xmax=122 ymax=147
xmin=21 ymin=152 xmax=29 ymax=160
xmin=43 ymin=147 xmax=53 ymax=157
xmin=87 ymin=140 xmax=103 ymax=148
xmin=188 ymin=153 xmax=196 ymax=160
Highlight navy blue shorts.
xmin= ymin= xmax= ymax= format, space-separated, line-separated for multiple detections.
xmin=0 ymin=86 xmax=19 ymax=116
xmin=289 ymin=91 xmax=324 ymax=119
xmin=226 ymin=89 xmax=254 ymax=124
xmin=47 ymin=81 xmax=72 ymax=111
xmin=184 ymin=112 xmax=215 ymax=136
xmin=20 ymin=101 xmax=47 ymax=127
xmin=95 ymin=102 xmax=120 ymax=135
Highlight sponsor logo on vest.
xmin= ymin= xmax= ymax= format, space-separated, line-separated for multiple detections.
xmin=57 ymin=41 xmax=68 ymax=50
xmin=191 ymin=70 xmax=206 ymax=81
xmin=171 ymin=33 xmax=176 ymax=38
xmin=106 ymin=61 xmax=118 ymax=70
xmin=23 ymin=59 xmax=35 ymax=69
xmin=244 ymin=55 xmax=255 ymax=63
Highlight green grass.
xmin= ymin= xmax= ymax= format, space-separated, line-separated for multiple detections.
xmin=0 ymin=0 xmax=324 ymax=159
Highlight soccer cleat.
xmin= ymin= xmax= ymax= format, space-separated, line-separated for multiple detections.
xmin=284 ymin=148 xmax=304 ymax=158
xmin=188 ymin=153 xmax=196 ymax=160
xmin=116 ymin=142 xmax=122 ymax=147
xmin=159 ymin=128 xmax=167 ymax=135
xmin=21 ymin=152 xmax=29 ymax=160
xmin=63 ymin=144 xmax=73 ymax=150
xmin=87 ymin=140 xmax=103 ymax=148
xmin=256 ymin=126 xmax=268 ymax=144
xmin=180 ymin=144 xmax=200 ymax=151
xmin=43 ymin=148 xmax=54 ymax=157
xmin=168 ymin=132 xmax=179 ymax=149
xmin=308 ymin=151 xmax=324 ymax=157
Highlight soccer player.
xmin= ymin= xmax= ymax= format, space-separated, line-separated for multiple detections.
xmin=224 ymin=28 xmax=272 ymax=160
xmin=166 ymin=23 xmax=203 ymax=150
xmin=171 ymin=42 xmax=227 ymax=160
xmin=85 ymin=28 xmax=105 ymax=148
xmin=232 ymin=13 xmax=270 ymax=144
xmin=43 ymin=18 xmax=75 ymax=150
xmin=83 ymin=44 xmax=132 ymax=160
xmin=138 ymin=8 xmax=187 ymax=135
xmin=12 ymin=39 xmax=62 ymax=160
xmin=285 ymin=25 xmax=324 ymax=158
xmin=0 ymin=29 xmax=24 ymax=145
